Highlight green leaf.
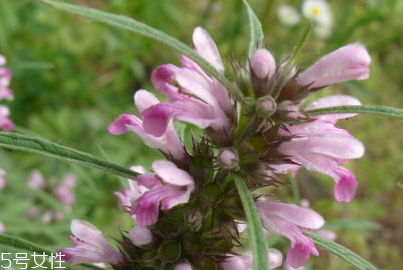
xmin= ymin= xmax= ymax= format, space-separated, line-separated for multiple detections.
xmin=0 ymin=234 xmax=104 ymax=270
xmin=234 ymin=175 xmax=269 ymax=270
xmin=291 ymin=23 xmax=312 ymax=62
xmin=324 ymin=218 xmax=381 ymax=231
xmin=39 ymin=0 xmax=244 ymax=102
xmin=288 ymin=174 xmax=300 ymax=204
xmin=305 ymin=233 xmax=379 ymax=270
xmin=305 ymin=105 xmax=403 ymax=119
xmin=242 ymin=0 xmax=264 ymax=58
xmin=0 ymin=132 xmax=138 ymax=179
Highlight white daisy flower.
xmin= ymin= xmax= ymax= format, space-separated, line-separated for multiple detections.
xmin=278 ymin=4 xmax=301 ymax=26
xmin=302 ymin=0 xmax=332 ymax=26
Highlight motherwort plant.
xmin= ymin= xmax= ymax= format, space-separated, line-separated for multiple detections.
xmin=2 ymin=1 xmax=402 ymax=270
xmin=60 ymin=26 xmax=369 ymax=270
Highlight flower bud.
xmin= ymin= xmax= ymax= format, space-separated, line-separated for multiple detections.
xmin=129 ymin=226 xmax=153 ymax=246
xmin=159 ymin=240 xmax=181 ymax=262
xmin=174 ymin=262 xmax=193 ymax=270
xmin=218 ymin=148 xmax=239 ymax=169
xmin=277 ymin=101 xmax=300 ymax=121
xmin=28 ymin=171 xmax=45 ymax=189
xmin=250 ymin=49 xmax=276 ymax=79
xmin=256 ymin=96 xmax=277 ymax=118
xmin=27 ymin=207 xmax=39 ymax=219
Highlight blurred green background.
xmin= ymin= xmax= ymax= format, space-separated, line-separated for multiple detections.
xmin=0 ymin=0 xmax=402 ymax=269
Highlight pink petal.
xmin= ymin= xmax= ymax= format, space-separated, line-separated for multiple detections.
xmin=306 ymin=95 xmax=361 ymax=120
xmin=108 ymin=114 xmax=140 ymax=135
xmin=282 ymin=133 xmax=364 ymax=159
xmin=334 ymin=172 xmax=358 ymax=202
xmin=70 ymin=220 xmax=105 ymax=246
xmin=28 ymin=171 xmax=46 ymax=189
xmin=0 ymin=88 xmax=14 ymax=101
xmin=297 ymin=43 xmax=371 ymax=88
xmin=286 ymin=243 xmax=314 ymax=269
xmin=134 ymin=90 xmax=159 ymax=112
xmin=0 ymin=55 xmax=6 ymax=66
xmin=175 ymin=68 xmax=218 ymax=106
xmin=257 ymin=201 xmax=325 ymax=229
xmin=142 ymin=103 xmax=177 ymax=136
xmin=193 ymin=27 xmax=224 ymax=72
xmin=0 ymin=118 xmax=14 ymax=131
xmin=133 ymin=187 xmax=167 ymax=227
xmin=269 ymin=248 xmax=284 ymax=269
xmin=151 ymin=64 xmax=181 ymax=98
xmin=142 ymin=101 xmax=213 ymax=136
xmin=221 ymin=255 xmax=246 ymax=270
xmin=152 ymin=160 xmax=194 ymax=186
xmin=0 ymin=176 xmax=5 ymax=190
xmin=160 ymin=185 xmax=193 ymax=210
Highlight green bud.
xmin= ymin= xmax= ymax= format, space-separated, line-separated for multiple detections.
xmin=255 ymin=95 xmax=277 ymax=118
xmin=201 ymin=182 xmax=223 ymax=204
xmin=159 ymin=240 xmax=181 ymax=262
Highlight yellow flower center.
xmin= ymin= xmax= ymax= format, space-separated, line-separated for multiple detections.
xmin=311 ymin=6 xmax=322 ymax=17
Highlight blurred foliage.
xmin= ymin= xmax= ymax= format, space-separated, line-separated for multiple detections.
xmin=0 ymin=0 xmax=402 ymax=269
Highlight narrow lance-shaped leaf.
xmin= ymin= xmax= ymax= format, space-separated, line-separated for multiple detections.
xmin=0 ymin=234 xmax=104 ymax=270
xmin=39 ymin=0 xmax=244 ymax=102
xmin=0 ymin=132 xmax=138 ymax=179
xmin=234 ymin=175 xmax=269 ymax=270
xmin=242 ymin=0 xmax=264 ymax=58
xmin=305 ymin=233 xmax=379 ymax=270
xmin=291 ymin=23 xmax=312 ymax=63
xmin=305 ymin=105 xmax=403 ymax=119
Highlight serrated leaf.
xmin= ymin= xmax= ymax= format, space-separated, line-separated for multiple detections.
xmin=234 ymin=175 xmax=269 ymax=270
xmin=0 ymin=132 xmax=138 ymax=179
xmin=306 ymin=233 xmax=379 ymax=270
xmin=39 ymin=0 xmax=244 ymax=102
xmin=305 ymin=105 xmax=403 ymax=119
xmin=242 ymin=0 xmax=264 ymax=58
xmin=0 ymin=234 xmax=104 ymax=270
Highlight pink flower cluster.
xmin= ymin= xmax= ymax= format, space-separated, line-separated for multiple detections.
xmin=27 ymin=171 xmax=76 ymax=222
xmin=61 ymin=26 xmax=371 ymax=270
xmin=0 ymin=55 xmax=14 ymax=131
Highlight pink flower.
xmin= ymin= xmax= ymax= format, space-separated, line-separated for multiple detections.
xmin=221 ymin=249 xmax=283 ymax=270
xmin=28 ymin=170 xmax=46 ymax=189
xmin=59 ymin=220 xmax=123 ymax=265
xmin=0 ymin=56 xmax=14 ymax=101
xmin=0 ymin=105 xmax=14 ymax=131
xmin=27 ymin=206 xmax=39 ymax=219
xmin=275 ymin=95 xmax=365 ymax=202
xmin=257 ymin=201 xmax=325 ymax=269
xmin=53 ymin=174 xmax=76 ymax=206
xmin=115 ymin=166 xmax=149 ymax=213
xmin=297 ymin=43 xmax=371 ymax=88
xmin=109 ymin=90 xmax=186 ymax=160
xmin=131 ymin=160 xmax=195 ymax=227
xmin=141 ymin=27 xmax=232 ymax=137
